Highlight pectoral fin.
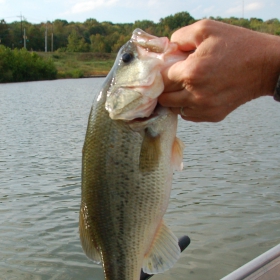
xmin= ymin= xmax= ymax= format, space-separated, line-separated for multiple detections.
xmin=171 ymin=137 xmax=185 ymax=171
xmin=142 ymin=221 xmax=180 ymax=274
xmin=139 ymin=129 xmax=161 ymax=173
xmin=79 ymin=203 xmax=102 ymax=264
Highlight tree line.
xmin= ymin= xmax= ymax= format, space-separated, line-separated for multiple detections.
xmin=0 ymin=12 xmax=280 ymax=53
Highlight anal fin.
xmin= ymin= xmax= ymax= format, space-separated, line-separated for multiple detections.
xmin=142 ymin=221 xmax=180 ymax=274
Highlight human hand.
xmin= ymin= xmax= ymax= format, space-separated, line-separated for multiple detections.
xmin=159 ymin=19 xmax=280 ymax=122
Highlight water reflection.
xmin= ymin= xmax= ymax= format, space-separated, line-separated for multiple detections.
xmin=0 ymin=79 xmax=280 ymax=280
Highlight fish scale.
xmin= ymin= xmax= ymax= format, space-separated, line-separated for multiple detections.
xmin=79 ymin=29 xmax=186 ymax=280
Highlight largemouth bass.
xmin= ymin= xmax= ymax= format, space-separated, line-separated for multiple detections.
xmin=79 ymin=29 xmax=186 ymax=280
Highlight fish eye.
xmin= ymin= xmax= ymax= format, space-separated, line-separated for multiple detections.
xmin=122 ymin=52 xmax=134 ymax=63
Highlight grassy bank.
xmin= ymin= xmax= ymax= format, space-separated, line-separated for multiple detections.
xmin=38 ymin=52 xmax=115 ymax=79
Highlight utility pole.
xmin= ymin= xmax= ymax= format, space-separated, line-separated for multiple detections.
xmin=51 ymin=23 xmax=54 ymax=52
xmin=242 ymin=0 xmax=244 ymax=18
xmin=23 ymin=28 xmax=26 ymax=49
xmin=17 ymin=13 xmax=23 ymax=47
xmin=45 ymin=22 xmax=48 ymax=52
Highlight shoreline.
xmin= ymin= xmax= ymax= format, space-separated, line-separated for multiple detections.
xmin=86 ymin=74 xmax=107 ymax=78
xmin=0 ymin=74 xmax=109 ymax=84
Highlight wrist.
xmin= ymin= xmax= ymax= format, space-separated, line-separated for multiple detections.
xmin=240 ymin=30 xmax=280 ymax=101
xmin=263 ymin=34 xmax=280 ymax=99
xmin=274 ymin=75 xmax=280 ymax=101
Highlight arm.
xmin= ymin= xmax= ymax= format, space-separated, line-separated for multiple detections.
xmin=159 ymin=19 xmax=280 ymax=122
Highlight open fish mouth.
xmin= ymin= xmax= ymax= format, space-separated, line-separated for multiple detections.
xmin=125 ymin=104 xmax=171 ymax=133
xmin=127 ymin=103 xmax=161 ymax=123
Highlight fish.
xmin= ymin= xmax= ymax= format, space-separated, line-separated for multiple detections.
xmin=79 ymin=28 xmax=186 ymax=280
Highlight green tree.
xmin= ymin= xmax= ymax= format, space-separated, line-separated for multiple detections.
xmin=67 ymin=30 xmax=80 ymax=52
xmin=90 ymin=33 xmax=106 ymax=52
xmin=27 ymin=24 xmax=44 ymax=51
xmin=0 ymin=19 xmax=11 ymax=46
xmin=79 ymin=37 xmax=90 ymax=52
xmin=159 ymin=11 xmax=195 ymax=33
xmin=53 ymin=19 xmax=69 ymax=50
xmin=112 ymin=34 xmax=130 ymax=52
xmin=133 ymin=20 xmax=156 ymax=35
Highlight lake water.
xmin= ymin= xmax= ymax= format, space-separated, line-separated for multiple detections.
xmin=0 ymin=78 xmax=279 ymax=280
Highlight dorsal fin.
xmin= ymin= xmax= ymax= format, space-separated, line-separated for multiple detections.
xmin=142 ymin=221 xmax=180 ymax=274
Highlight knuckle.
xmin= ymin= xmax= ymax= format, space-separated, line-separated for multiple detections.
xmin=193 ymin=93 xmax=213 ymax=107
xmin=195 ymin=19 xmax=212 ymax=34
xmin=183 ymin=61 xmax=207 ymax=86
xmin=181 ymin=68 xmax=200 ymax=88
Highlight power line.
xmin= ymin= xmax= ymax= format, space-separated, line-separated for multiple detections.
xmin=0 ymin=15 xmax=45 ymax=24
xmin=0 ymin=16 xmax=20 ymax=19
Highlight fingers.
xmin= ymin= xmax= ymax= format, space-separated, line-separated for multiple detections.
xmin=158 ymin=89 xmax=230 ymax=122
xmin=161 ymin=63 xmax=184 ymax=92
xmin=171 ymin=19 xmax=213 ymax=51
xmin=158 ymin=89 xmax=194 ymax=108
xmin=171 ymin=26 xmax=198 ymax=51
xmin=169 ymin=106 xmax=227 ymax=123
xmin=161 ymin=21 xmax=212 ymax=93
xmin=162 ymin=55 xmax=199 ymax=94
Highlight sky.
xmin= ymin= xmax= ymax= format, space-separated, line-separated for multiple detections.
xmin=0 ymin=0 xmax=279 ymax=24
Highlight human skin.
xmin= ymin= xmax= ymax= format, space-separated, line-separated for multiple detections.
xmin=159 ymin=19 xmax=280 ymax=122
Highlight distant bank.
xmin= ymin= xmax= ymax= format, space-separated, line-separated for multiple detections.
xmin=38 ymin=52 xmax=114 ymax=80
xmin=0 ymin=47 xmax=114 ymax=83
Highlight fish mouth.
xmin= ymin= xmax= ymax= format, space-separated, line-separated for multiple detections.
xmin=128 ymin=112 xmax=158 ymax=123
xmin=126 ymin=103 xmax=163 ymax=124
